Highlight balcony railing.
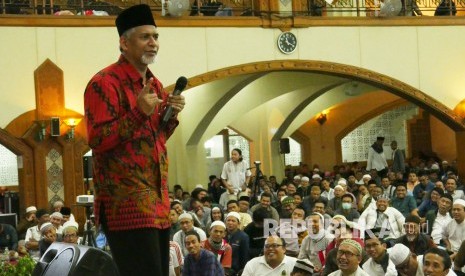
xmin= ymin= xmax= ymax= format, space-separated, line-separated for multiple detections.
xmin=0 ymin=0 xmax=462 ymax=16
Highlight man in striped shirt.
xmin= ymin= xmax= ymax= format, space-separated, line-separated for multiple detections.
xmin=169 ymin=241 xmax=183 ymax=276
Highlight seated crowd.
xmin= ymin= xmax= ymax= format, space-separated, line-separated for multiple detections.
xmin=0 ymin=200 xmax=82 ymax=262
xmin=166 ymin=159 xmax=465 ymax=275
xmin=1 ymin=158 xmax=465 ymax=276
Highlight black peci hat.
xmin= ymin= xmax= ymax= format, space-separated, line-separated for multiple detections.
xmin=60 ymin=207 xmax=71 ymax=216
xmin=115 ymin=4 xmax=156 ymax=37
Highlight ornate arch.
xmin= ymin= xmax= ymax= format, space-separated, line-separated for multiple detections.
xmin=186 ymin=60 xmax=465 ymax=133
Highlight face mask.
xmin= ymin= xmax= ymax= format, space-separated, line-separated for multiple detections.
xmin=342 ymin=203 xmax=352 ymax=210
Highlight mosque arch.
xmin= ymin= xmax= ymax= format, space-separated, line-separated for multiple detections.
xmin=187 ymin=73 xmax=269 ymax=146
xmin=185 ymin=60 xmax=465 ymax=147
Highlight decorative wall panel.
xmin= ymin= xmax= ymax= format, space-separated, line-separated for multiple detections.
xmin=0 ymin=145 xmax=18 ymax=186
xmin=46 ymin=148 xmax=64 ymax=206
xmin=341 ymin=104 xmax=418 ymax=163
xmin=285 ymin=138 xmax=302 ymax=166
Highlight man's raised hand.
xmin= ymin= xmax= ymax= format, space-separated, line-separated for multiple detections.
xmin=137 ymin=77 xmax=162 ymax=116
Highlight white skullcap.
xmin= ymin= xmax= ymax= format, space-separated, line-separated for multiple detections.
xmin=338 ymin=179 xmax=347 ymax=185
xmin=332 ymin=214 xmax=354 ymax=228
xmin=294 ymin=175 xmax=301 ymax=180
xmin=195 ymin=184 xmax=204 ymax=188
xmin=50 ymin=212 xmax=63 ymax=219
xmin=63 ymin=220 xmax=79 ymax=231
xmin=362 ymin=174 xmax=372 ymax=180
xmin=210 ymin=221 xmax=226 ymax=229
xmin=301 ymin=176 xmax=310 ymax=182
xmin=281 ymin=196 xmax=295 ymax=205
xmin=211 ymin=206 xmax=221 ymax=212
xmin=377 ymin=194 xmax=390 ymax=201
xmin=334 ymin=185 xmax=344 ymax=191
xmin=237 ymin=192 xmax=247 ymax=199
xmin=431 ymin=164 xmax=440 ymax=170
xmin=26 ymin=206 xmax=37 ymax=213
xmin=281 ymin=196 xmax=289 ymax=203
xmin=53 ymin=200 xmax=64 ymax=207
xmin=40 ymin=222 xmax=54 ymax=233
xmin=389 ymin=244 xmax=411 ymax=266
xmin=453 ymin=199 xmax=465 ymax=208
xmin=178 ymin=213 xmax=193 ymax=221
xmin=312 ymin=174 xmax=322 ymax=180
xmin=226 ymin=211 xmax=241 ymax=222
xmin=442 ymin=160 xmax=449 ymax=164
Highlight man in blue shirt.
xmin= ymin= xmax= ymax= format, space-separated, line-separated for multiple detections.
xmin=391 ymin=183 xmax=417 ymax=217
xmin=413 ymin=172 xmax=435 ymax=206
xmin=225 ymin=211 xmax=249 ymax=274
xmin=184 ymin=230 xmax=224 ymax=276
xmin=412 ymin=187 xmax=443 ymax=218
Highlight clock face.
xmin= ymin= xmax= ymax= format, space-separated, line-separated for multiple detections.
xmin=277 ymin=32 xmax=297 ymax=54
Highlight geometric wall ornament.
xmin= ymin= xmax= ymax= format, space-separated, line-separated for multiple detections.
xmin=341 ymin=104 xmax=418 ymax=163
xmin=46 ymin=148 xmax=64 ymax=206
xmin=0 ymin=144 xmax=18 ymax=186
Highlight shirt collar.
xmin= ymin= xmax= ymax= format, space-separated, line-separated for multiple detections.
xmin=258 ymin=255 xmax=289 ymax=269
xmin=117 ymin=55 xmax=155 ymax=85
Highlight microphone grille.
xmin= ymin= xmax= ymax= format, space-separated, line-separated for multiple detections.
xmin=175 ymin=76 xmax=188 ymax=90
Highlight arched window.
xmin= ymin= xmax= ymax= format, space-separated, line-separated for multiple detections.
xmin=204 ymin=128 xmax=250 ymax=177
xmin=285 ymin=137 xmax=302 ymax=166
xmin=0 ymin=145 xmax=18 ymax=186
xmin=227 ymin=128 xmax=250 ymax=164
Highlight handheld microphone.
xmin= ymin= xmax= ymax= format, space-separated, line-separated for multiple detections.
xmin=160 ymin=76 xmax=187 ymax=128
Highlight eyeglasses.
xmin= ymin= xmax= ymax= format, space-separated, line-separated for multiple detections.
xmin=64 ymin=233 xmax=77 ymax=238
xmin=337 ymin=250 xmax=359 ymax=258
xmin=264 ymin=244 xmax=283 ymax=249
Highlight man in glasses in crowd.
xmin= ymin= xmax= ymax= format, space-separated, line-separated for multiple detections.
xmin=242 ymin=235 xmax=297 ymax=276
xmin=328 ymin=239 xmax=370 ymax=276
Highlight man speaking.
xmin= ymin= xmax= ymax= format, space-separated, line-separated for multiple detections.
xmin=84 ymin=4 xmax=186 ymax=275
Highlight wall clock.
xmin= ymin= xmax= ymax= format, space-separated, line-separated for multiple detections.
xmin=277 ymin=32 xmax=297 ymax=54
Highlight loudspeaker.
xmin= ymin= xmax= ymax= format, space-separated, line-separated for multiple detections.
xmin=50 ymin=117 xmax=60 ymax=137
xmin=279 ymin=138 xmax=290 ymax=154
xmin=0 ymin=213 xmax=18 ymax=228
xmin=33 ymin=242 xmax=118 ymax=276
xmin=83 ymin=156 xmax=93 ymax=179
xmin=4 ymin=191 xmax=20 ymax=223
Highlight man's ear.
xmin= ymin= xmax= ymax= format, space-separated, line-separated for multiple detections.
xmin=382 ymin=242 xmax=387 ymax=249
xmin=120 ymin=36 xmax=128 ymax=52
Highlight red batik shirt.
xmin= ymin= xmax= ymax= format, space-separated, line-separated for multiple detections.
xmin=84 ymin=55 xmax=178 ymax=231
